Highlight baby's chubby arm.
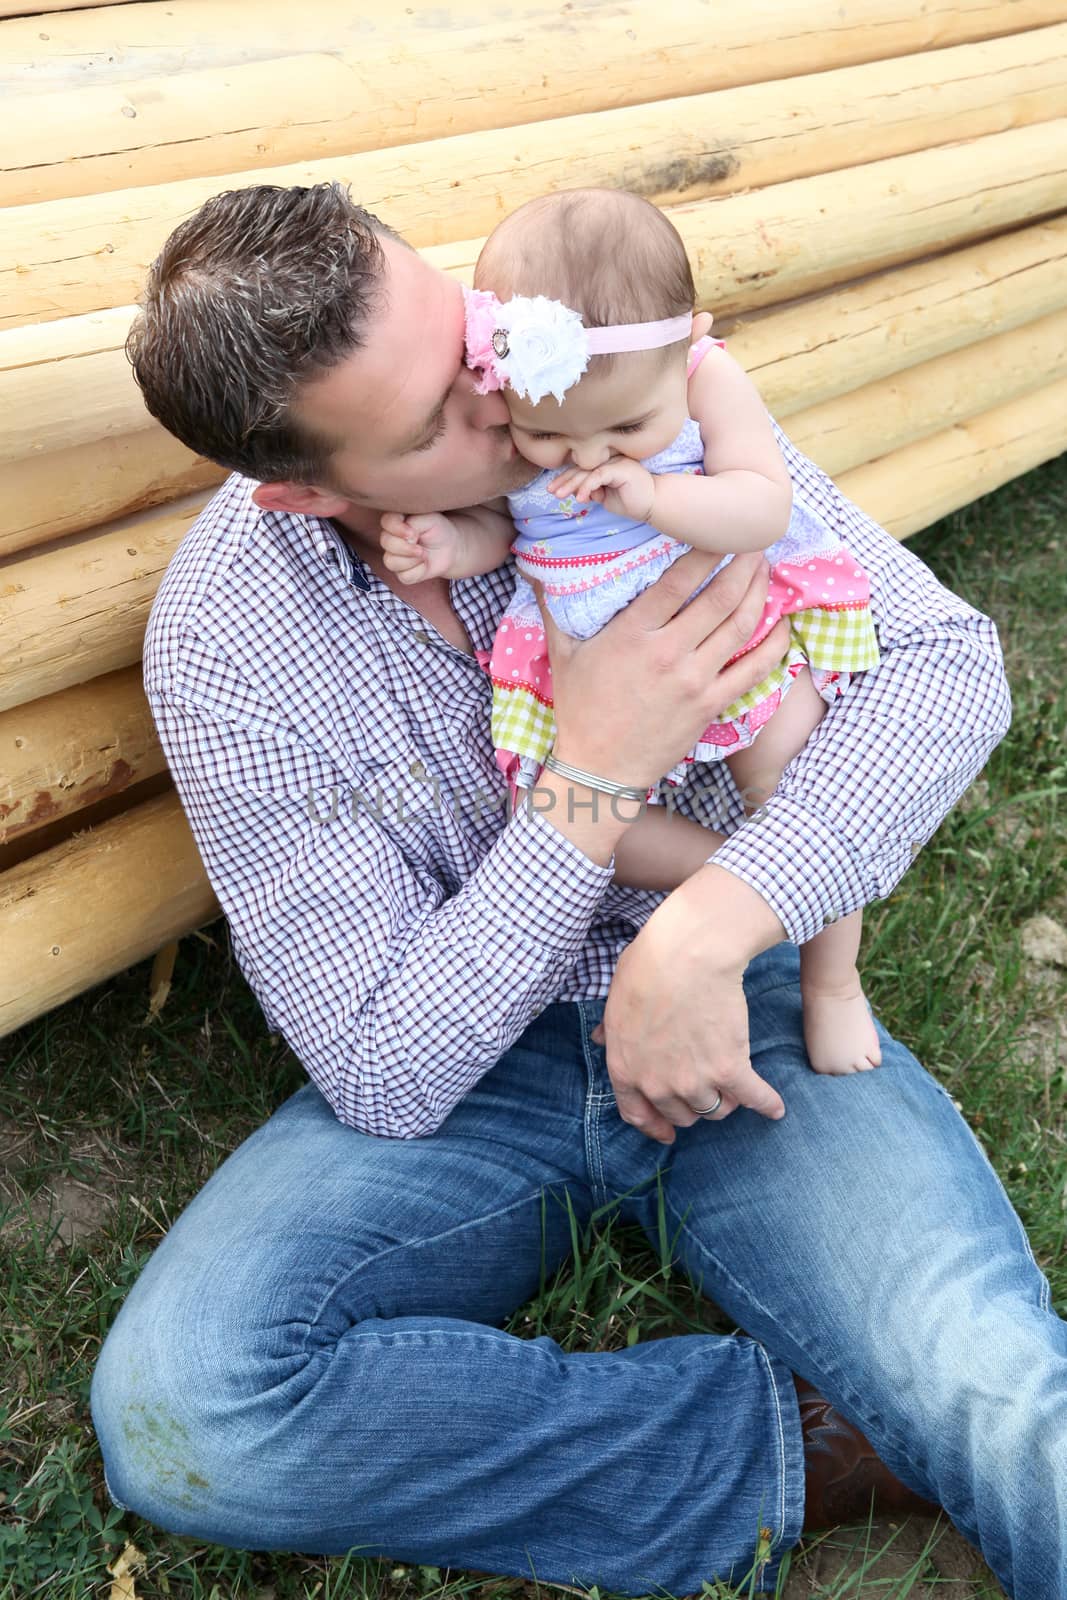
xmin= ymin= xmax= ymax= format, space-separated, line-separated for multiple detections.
xmin=683 ymin=345 xmax=794 ymax=550
xmin=551 ymin=348 xmax=794 ymax=552
xmin=380 ymin=500 xmax=514 ymax=584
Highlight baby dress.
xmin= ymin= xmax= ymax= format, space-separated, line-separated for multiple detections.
xmin=475 ymin=336 xmax=882 ymax=803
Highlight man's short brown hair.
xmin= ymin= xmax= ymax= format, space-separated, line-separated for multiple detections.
xmin=127 ymin=182 xmax=395 ymax=484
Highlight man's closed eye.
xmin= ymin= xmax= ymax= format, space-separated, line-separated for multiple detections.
xmin=412 ymin=415 xmax=447 ymax=453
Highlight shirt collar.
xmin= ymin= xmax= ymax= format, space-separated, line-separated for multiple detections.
xmin=309 ymin=515 xmax=372 ymax=592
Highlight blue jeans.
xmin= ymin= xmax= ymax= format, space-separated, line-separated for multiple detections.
xmin=90 ymin=944 xmax=1065 ymax=1597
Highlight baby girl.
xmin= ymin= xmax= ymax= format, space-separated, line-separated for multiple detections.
xmin=380 ymin=188 xmax=883 ymax=1077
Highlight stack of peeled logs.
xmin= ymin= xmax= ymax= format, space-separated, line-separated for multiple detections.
xmin=2 ymin=0 xmax=1067 ymax=1036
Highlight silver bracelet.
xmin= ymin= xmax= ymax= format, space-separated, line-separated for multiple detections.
xmin=541 ymin=750 xmax=649 ymax=802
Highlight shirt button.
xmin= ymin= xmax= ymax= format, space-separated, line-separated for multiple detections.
xmin=413 ymin=628 xmax=432 ymax=644
xmin=409 ymin=760 xmax=426 ymax=778
xmin=911 ymin=841 xmax=923 ymax=859
xmin=823 ymin=910 xmax=839 ymax=925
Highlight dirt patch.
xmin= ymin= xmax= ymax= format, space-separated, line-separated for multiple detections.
xmin=783 ymin=1516 xmax=1005 ymax=1596
xmin=0 ymin=1117 xmax=132 ymax=1250
xmin=1020 ymin=913 xmax=1067 ymax=969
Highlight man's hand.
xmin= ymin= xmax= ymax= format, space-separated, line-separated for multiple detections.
xmin=548 ymin=457 xmax=656 ymax=523
xmin=592 ymin=864 xmax=788 ymax=1143
xmin=380 ymin=511 xmax=463 ymax=584
xmin=527 ymin=548 xmax=791 ymax=793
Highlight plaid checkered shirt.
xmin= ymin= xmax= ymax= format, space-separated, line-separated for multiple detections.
xmin=143 ymin=425 xmax=1011 ymax=1137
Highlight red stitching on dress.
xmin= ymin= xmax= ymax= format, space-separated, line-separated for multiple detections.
xmin=538 ymin=539 xmax=677 ymax=595
xmin=487 ymin=677 xmax=554 ymax=707
xmin=518 ymin=547 xmax=630 ymax=568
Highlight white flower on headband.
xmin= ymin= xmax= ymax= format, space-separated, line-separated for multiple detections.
xmin=492 ymin=296 xmax=590 ymax=406
xmin=462 ymin=285 xmax=696 ymax=405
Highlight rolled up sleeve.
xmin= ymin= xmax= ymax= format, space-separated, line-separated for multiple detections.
xmin=150 ymin=686 xmax=615 ymax=1138
xmin=708 ymin=499 xmax=1012 ymax=945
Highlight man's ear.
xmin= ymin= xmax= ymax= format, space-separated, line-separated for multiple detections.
xmin=252 ymin=480 xmax=353 ymax=518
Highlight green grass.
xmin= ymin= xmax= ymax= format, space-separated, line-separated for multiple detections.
xmin=2 ymin=454 xmax=1065 ymax=1599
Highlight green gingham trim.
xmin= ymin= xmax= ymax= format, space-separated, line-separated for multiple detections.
xmin=791 ymin=605 xmax=881 ymax=674
xmin=491 ymin=606 xmax=881 ymax=761
xmin=491 ymin=686 xmax=557 ymax=767
xmin=721 ymin=608 xmax=880 ymax=719
xmin=719 ymin=646 xmax=805 ymax=719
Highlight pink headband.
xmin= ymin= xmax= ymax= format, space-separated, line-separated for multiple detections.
xmin=463 ymin=287 xmax=693 ymax=406
xmin=585 ymin=315 xmax=694 ymax=354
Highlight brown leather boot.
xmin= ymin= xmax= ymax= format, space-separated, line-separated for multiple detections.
xmin=796 ymin=1377 xmax=940 ymax=1530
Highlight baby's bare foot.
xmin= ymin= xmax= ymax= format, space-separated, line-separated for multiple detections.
xmin=802 ymin=978 xmax=882 ymax=1075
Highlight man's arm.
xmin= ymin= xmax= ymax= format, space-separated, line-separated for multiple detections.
xmin=594 ymin=436 xmax=1012 ymax=1142
xmin=149 ymin=680 xmax=620 ymax=1141
xmin=706 ymin=448 xmax=1012 ymax=946
xmin=148 ymin=541 xmax=788 ymax=1144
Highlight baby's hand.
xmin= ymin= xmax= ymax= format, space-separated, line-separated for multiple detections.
xmin=380 ymin=512 xmax=461 ymax=584
xmin=548 ymin=457 xmax=657 ymax=523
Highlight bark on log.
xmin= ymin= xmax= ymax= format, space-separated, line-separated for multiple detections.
xmin=424 ymin=121 xmax=1067 ymax=320
xmin=5 ymin=216 xmax=1066 ymax=557
xmin=839 ymin=375 xmax=1067 ymax=538
xmin=785 ymin=307 xmax=1067 ymax=476
xmin=0 ymin=789 xmax=219 ymax=1040
xmin=0 ymin=494 xmax=209 ymax=713
xmin=0 ymin=767 xmax=171 ymax=875
xmin=3 ymin=19 xmax=1065 ymax=208
xmin=0 ymin=663 xmax=162 ymax=847
xmin=6 ymin=0 xmax=1065 ymax=97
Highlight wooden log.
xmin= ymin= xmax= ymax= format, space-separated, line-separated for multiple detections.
xmin=730 ymin=217 xmax=1067 ymax=418
xmin=0 ymin=766 xmax=171 ymax=876
xmin=424 ymin=121 xmax=1067 ymax=321
xmin=6 ymin=215 xmax=1066 ymax=558
xmin=0 ymin=789 xmax=219 ymax=1041
xmin=12 ymin=118 xmax=1067 ymax=336
xmin=2 ymin=314 xmax=152 ymax=463
xmin=839 ymin=374 xmax=1067 ymax=539
xmin=9 ymin=316 xmax=1062 ymax=848
xmin=7 ymin=69 xmax=1067 ymax=330
xmin=0 ymin=493 xmax=209 ymax=714
xmin=786 ymin=307 xmax=1067 ymax=475
xmin=0 ymin=304 xmax=222 ymax=555
xmin=1 ymin=431 xmax=223 ymax=559
xmin=4 ymin=17 xmax=1065 ymax=208
xmin=0 ymin=663 xmax=163 ymax=847
xmin=6 ymin=0 xmax=1065 ymax=99
xmin=0 ymin=1 xmax=136 ymax=13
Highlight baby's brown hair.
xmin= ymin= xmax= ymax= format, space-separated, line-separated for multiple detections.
xmin=473 ymin=188 xmax=695 ymax=375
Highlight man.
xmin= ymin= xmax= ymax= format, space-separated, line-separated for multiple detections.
xmin=90 ymin=184 xmax=1064 ymax=1599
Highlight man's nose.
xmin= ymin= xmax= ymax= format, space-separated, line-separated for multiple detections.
xmin=463 ymin=376 xmax=511 ymax=429
xmin=570 ymin=441 xmax=611 ymax=470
